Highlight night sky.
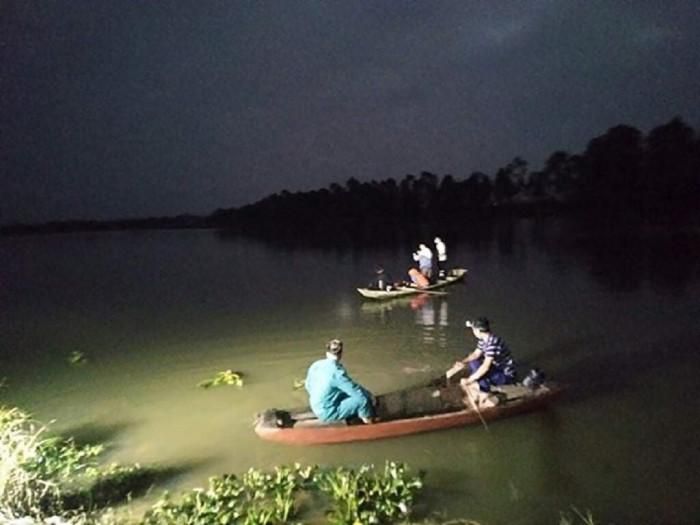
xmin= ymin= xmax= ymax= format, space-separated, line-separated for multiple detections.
xmin=2 ymin=1 xmax=699 ymax=223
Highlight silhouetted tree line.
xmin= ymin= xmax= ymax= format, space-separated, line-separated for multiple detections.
xmin=210 ymin=117 xmax=699 ymax=241
xmin=2 ymin=117 xmax=698 ymax=237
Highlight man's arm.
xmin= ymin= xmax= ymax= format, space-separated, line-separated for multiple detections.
xmin=453 ymin=348 xmax=481 ymax=368
xmin=334 ymin=367 xmax=373 ymax=401
xmin=446 ymin=348 xmax=482 ymax=378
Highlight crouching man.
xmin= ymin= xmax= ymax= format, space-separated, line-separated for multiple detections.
xmin=305 ymin=339 xmax=376 ymax=424
xmin=447 ymin=317 xmax=517 ymax=409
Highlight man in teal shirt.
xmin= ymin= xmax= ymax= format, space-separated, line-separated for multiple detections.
xmin=305 ymin=339 xmax=376 ymax=423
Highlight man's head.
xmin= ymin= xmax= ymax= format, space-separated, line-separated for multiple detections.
xmin=326 ymin=339 xmax=343 ymax=359
xmin=466 ymin=317 xmax=491 ymax=337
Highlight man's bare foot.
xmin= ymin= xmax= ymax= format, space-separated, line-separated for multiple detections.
xmin=361 ymin=416 xmax=377 ymax=424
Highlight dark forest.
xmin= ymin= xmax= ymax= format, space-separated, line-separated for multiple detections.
xmin=3 ymin=117 xmax=699 ymax=241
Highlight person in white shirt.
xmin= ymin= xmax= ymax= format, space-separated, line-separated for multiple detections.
xmin=434 ymin=237 xmax=447 ymax=278
xmin=412 ymin=243 xmax=433 ymax=280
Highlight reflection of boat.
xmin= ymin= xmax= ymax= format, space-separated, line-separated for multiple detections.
xmin=359 ymin=295 xmax=420 ymax=315
xmin=357 ymin=268 xmax=467 ymax=300
xmin=254 ymin=376 xmax=562 ymax=445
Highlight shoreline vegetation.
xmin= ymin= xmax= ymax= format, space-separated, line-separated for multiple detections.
xmin=1 ymin=406 xmax=601 ymax=525
xmin=2 ymin=117 xmax=699 ymax=240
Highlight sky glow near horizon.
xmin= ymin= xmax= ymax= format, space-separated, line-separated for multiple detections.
xmin=2 ymin=1 xmax=699 ymax=223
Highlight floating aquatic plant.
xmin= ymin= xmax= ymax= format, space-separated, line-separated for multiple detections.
xmin=142 ymin=462 xmax=422 ymax=525
xmin=197 ymin=370 xmax=244 ymax=389
xmin=315 ymin=461 xmax=422 ymax=525
xmin=143 ymin=465 xmax=307 ymax=525
xmin=67 ymin=351 xmax=87 ymax=366
xmin=559 ymin=507 xmax=598 ymax=525
xmin=292 ymin=378 xmax=305 ymax=391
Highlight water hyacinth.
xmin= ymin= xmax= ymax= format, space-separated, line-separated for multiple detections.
xmin=315 ymin=462 xmax=423 ymax=525
xmin=142 ymin=462 xmax=422 ymax=525
xmin=67 ymin=352 xmax=87 ymax=367
xmin=197 ymin=370 xmax=244 ymax=389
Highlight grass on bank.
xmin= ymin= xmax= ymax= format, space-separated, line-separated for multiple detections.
xmin=0 ymin=406 xmax=170 ymax=524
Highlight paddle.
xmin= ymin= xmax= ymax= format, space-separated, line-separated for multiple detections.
xmin=463 ymin=384 xmax=490 ymax=431
xmin=444 ymin=363 xmax=490 ymax=431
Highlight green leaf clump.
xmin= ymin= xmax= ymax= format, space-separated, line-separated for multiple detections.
xmin=67 ymin=351 xmax=87 ymax=366
xmin=142 ymin=462 xmax=422 ymax=525
xmin=316 ymin=462 xmax=423 ymax=525
xmin=198 ymin=370 xmax=245 ymax=389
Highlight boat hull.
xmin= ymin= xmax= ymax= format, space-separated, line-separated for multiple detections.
xmin=357 ymin=268 xmax=467 ymax=300
xmin=255 ymin=381 xmax=562 ymax=445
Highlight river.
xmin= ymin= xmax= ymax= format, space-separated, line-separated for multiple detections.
xmin=2 ymin=220 xmax=699 ymax=524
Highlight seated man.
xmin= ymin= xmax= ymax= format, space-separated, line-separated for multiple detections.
xmin=369 ymin=265 xmax=394 ymax=290
xmin=447 ymin=317 xmax=517 ymax=406
xmin=305 ymin=339 xmax=376 ymax=424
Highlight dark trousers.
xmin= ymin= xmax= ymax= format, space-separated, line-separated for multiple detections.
xmin=469 ymin=360 xmax=514 ymax=392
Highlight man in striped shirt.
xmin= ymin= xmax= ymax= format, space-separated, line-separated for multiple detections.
xmin=449 ymin=317 xmax=517 ymax=393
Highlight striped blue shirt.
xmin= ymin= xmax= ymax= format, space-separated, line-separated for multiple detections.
xmin=477 ymin=334 xmax=516 ymax=378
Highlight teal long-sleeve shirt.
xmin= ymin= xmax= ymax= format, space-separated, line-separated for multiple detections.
xmin=305 ymin=357 xmax=373 ymax=421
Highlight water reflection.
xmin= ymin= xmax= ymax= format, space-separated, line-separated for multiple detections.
xmin=360 ymin=294 xmax=451 ymax=349
xmin=412 ymin=296 xmax=450 ymax=349
xmin=359 ymin=295 xmax=415 ymax=322
xmin=528 ymin=218 xmax=700 ymax=294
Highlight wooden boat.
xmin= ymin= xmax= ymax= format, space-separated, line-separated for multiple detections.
xmin=254 ymin=376 xmax=563 ymax=445
xmin=357 ymin=268 xmax=467 ymax=300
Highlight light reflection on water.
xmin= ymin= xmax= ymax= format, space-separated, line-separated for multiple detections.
xmin=1 ymin=224 xmax=700 ymax=524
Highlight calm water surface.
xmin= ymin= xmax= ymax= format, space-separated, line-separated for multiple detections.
xmin=2 ymin=222 xmax=699 ymax=524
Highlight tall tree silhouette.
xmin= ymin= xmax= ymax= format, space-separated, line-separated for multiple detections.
xmin=643 ymin=117 xmax=698 ymax=214
xmin=581 ymin=125 xmax=643 ymax=211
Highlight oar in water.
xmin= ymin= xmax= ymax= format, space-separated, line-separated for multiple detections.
xmin=445 ymin=364 xmax=489 ymax=431
xmin=463 ymin=384 xmax=490 ymax=431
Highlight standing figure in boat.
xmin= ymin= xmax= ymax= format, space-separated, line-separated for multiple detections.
xmin=412 ymin=243 xmax=434 ymax=281
xmin=434 ymin=236 xmax=448 ymax=278
xmin=448 ymin=317 xmax=517 ymax=398
xmin=305 ymin=339 xmax=376 ymax=424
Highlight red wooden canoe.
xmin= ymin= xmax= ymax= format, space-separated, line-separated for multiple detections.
xmin=254 ymin=380 xmax=563 ymax=445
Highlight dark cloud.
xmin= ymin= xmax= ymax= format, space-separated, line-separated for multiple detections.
xmin=2 ymin=1 xmax=699 ymax=222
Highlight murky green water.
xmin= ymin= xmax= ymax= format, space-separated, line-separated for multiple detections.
xmin=2 ymin=222 xmax=699 ymax=524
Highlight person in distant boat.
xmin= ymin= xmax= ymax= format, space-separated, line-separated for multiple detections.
xmin=305 ymin=339 xmax=376 ymax=424
xmin=412 ymin=243 xmax=434 ymax=281
xmin=447 ymin=317 xmax=517 ymax=397
xmin=407 ymin=267 xmax=430 ymax=288
xmin=369 ymin=265 xmax=394 ymax=291
xmin=434 ymin=236 xmax=448 ymax=278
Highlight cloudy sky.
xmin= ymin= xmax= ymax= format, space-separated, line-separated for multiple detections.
xmin=2 ymin=1 xmax=699 ymax=223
